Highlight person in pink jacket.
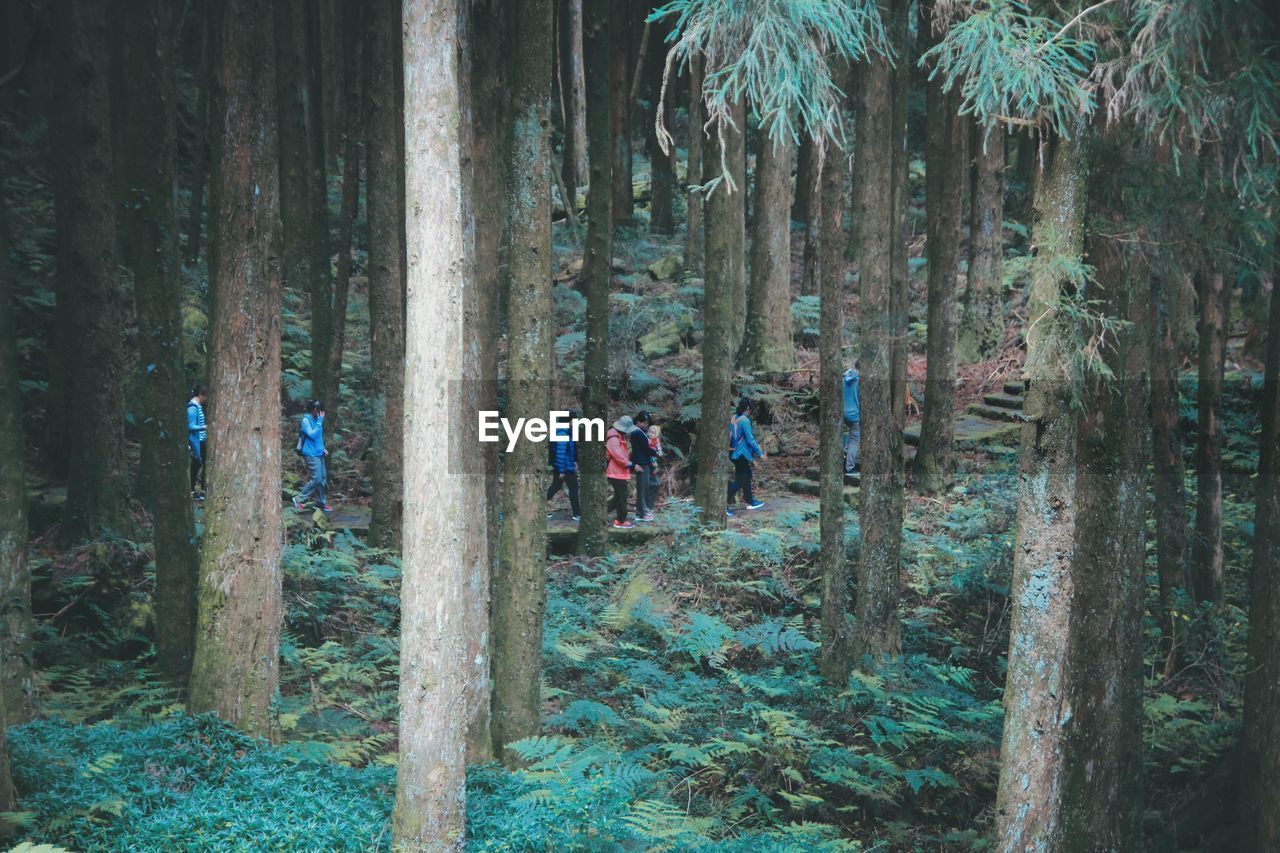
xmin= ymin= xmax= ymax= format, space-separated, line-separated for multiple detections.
xmin=605 ymin=415 xmax=640 ymax=528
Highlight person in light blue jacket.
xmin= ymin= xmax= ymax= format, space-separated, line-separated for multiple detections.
xmin=292 ymin=399 xmax=331 ymax=512
xmin=187 ymin=385 xmax=208 ymax=501
xmin=727 ymin=397 xmax=765 ymax=513
xmin=843 ymin=362 xmax=860 ymax=473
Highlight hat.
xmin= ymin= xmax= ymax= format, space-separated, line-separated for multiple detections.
xmin=612 ymin=415 xmax=634 ymax=432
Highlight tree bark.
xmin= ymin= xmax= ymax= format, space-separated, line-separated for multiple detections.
xmin=644 ymin=19 xmax=675 ymax=234
xmin=740 ymin=132 xmax=796 ymax=373
xmin=185 ymin=0 xmax=213 ymax=266
xmin=729 ymin=110 xmax=748 ymax=356
xmin=53 ymin=0 xmax=130 ymax=545
xmin=492 ymin=0 xmax=553 ymax=761
xmin=609 ymin=4 xmax=633 ymax=224
xmin=1241 ymin=273 xmax=1280 ymax=850
xmin=914 ymin=73 xmax=966 ymax=493
xmin=557 ymin=0 xmax=586 ymax=197
xmin=993 ymin=131 xmax=1087 ymax=847
xmin=186 ymin=0 xmax=284 ymax=739
xmin=692 ymin=99 xmax=744 ymax=527
xmin=365 ymin=0 xmax=405 ymax=551
xmin=0 ymin=687 xmax=12 ymax=831
xmin=577 ymin=0 xmax=612 ymax=557
xmin=683 ymin=56 xmax=704 ymax=274
xmin=817 ymin=65 xmax=851 ymax=683
xmin=1192 ymin=215 xmax=1227 ymax=603
xmin=799 ymin=128 xmax=821 ymax=297
xmin=394 ymin=0 xmax=484 ymax=843
xmin=793 ymin=132 xmax=814 ymax=225
xmin=853 ymin=0 xmax=908 ymax=663
xmin=119 ymin=0 xmax=200 ymax=682
xmin=0 ymin=190 xmax=32 ymax=722
xmin=958 ymin=125 xmax=1004 ymax=362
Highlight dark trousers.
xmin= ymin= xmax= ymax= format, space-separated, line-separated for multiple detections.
xmin=607 ymin=477 xmax=629 ymax=523
xmin=190 ymin=441 xmax=206 ymax=492
xmin=635 ymin=463 xmax=653 ymax=516
xmin=727 ymin=456 xmax=754 ymax=505
xmin=546 ymin=470 xmax=581 ymax=516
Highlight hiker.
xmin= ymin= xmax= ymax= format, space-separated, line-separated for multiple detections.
xmin=727 ymin=397 xmax=765 ymax=515
xmin=292 ymin=399 xmax=333 ymax=513
xmin=605 ymin=415 xmax=640 ymax=529
xmin=187 ymin=384 xmax=208 ymax=501
xmin=647 ymin=424 xmax=664 ymax=497
xmin=843 ymin=361 xmax=861 ymax=473
xmin=630 ymin=411 xmax=655 ymax=522
xmin=546 ymin=411 xmax=581 ymax=520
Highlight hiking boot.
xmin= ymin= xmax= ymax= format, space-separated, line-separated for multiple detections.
xmin=612 ymin=519 xmax=635 ymax=529
xmin=638 ymin=513 xmax=655 ymax=522
xmin=571 ymin=515 xmax=581 ymax=522
xmin=725 ymin=508 xmax=735 ymax=517
xmin=321 ymin=504 xmax=335 ymax=513
xmin=746 ymin=501 xmax=765 ymax=510
xmin=292 ymin=496 xmax=307 ymax=512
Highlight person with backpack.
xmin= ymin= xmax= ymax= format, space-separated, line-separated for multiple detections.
xmin=727 ymin=396 xmax=765 ymax=515
xmin=546 ymin=410 xmax=580 ymax=520
xmin=187 ymin=384 xmax=209 ymax=502
xmin=605 ymin=415 xmax=640 ymax=528
xmin=630 ymin=411 xmax=655 ymax=522
xmin=292 ymin=399 xmax=332 ymax=513
xmin=843 ymin=361 xmax=861 ymax=473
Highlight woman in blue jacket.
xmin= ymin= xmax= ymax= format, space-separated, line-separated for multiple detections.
xmin=292 ymin=400 xmax=332 ymax=512
xmin=727 ymin=397 xmax=765 ymax=513
xmin=187 ymin=385 xmax=208 ymax=501
xmin=545 ymin=414 xmax=580 ymax=520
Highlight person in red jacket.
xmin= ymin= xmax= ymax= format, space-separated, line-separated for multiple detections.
xmin=605 ymin=415 xmax=640 ymax=528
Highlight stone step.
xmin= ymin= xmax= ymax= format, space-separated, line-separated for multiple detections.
xmin=904 ymin=415 xmax=1020 ymax=448
xmin=1003 ymin=381 xmax=1027 ymax=397
xmin=983 ymin=393 xmax=1025 ymax=410
xmin=786 ymin=477 xmax=858 ymax=505
xmin=804 ymin=466 xmax=861 ymax=487
xmin=966 ymin=403 xmax=1026 ymax=423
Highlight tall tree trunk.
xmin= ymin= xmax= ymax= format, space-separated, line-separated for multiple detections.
xmin=692 ymin=98 xmax=743 ymax=527
xmin=317 ymin=0 xmax=343 ymax=167
xmin=1151 ymin=270 xmax=1190 ymax=669
xmin=852 ymin=0 xmax=908 ymax=663
xmin=1052 ymin=130 xmax=1148 ymax=847
xmin=1192 ymin=209 xmax=1227 ymax=603
xmin=577 ymin=0 xmax=612 ymax=556
xmin=793 ymin=132 xmax=814 ymax=225
xmin=492 ymin=0 xmax=553 ymax=761
xmin=684 ymin=56 xmax=704 ymax=274
xmin=53 ymin=0 xmax=130 ymax=545
xmin=958 ymin=125 xmax=1004 ymax=362
xmin=817 ymin=66 xmax=852 ymax=683
xmin=644 ymin=20 xmax=675 ymax=234
xmin=728 ymin=109 xmax=748 ymax=355
xmin=186 ymin=0 xmax=283 ymax=739
xmin=185 ymin=0 xmax=213 ymax=266
xmin=993 ymin=131 xmax=1087 ymax=846
xmin=365 ymin=0 xmax=405 ymax=550
xmin=1241 ymin=274 xmax=1280 ymax=850
xmin=394 ymin=0 xmax=483 ymax=842
xmin=275 ymin=0 xmax=333 ymax=411
xmin=799 ymin=129 xmax=821 ymax=297
xmin=740 ymin=133 xmax=796 ymax=373
xmin=0 ymin=192 xmax=32 ymax=722
xmin=119 ymin=0 xmax=200 ymax=681
xmin=557 ymin=0 xmax=586 ymax=197
xmin=609 ymin=4 xmax=633 ymax=224
xmin=914 ymin=73 xmax=966 ymax=493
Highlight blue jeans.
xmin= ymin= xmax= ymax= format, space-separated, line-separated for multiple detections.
xmin=844 ymin=420 xmax=861 ymax=473
xmin=299 ymin=455 xmax=327 ymax=506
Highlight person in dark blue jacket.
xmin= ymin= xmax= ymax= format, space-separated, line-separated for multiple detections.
xmin=292 ymin=399 xmax=332 ymax=512
xmin=545 ymin=411 xmax=580 ymax=520
xmin=630 ymin=411 xmax=655 ymax=521
xmin=727 ymin=397 xmax=765 ymax=513
xmin=187 ymin=385 xmax=209 ymax=501
xmin=843 ymin=361 xmax=861 ymax=473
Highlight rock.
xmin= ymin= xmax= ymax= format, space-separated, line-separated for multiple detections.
xmin=639 ymin=312 xmax=695 ymax=359
xmin=647 ymin=254 xmax=683 ymax=281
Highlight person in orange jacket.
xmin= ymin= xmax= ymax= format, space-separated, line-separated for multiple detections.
xmin=605 ymin=415 xmax=640 ymax=528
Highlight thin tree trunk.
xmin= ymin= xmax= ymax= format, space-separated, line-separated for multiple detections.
xmin=185 ymin=0 xmax=213 ymax=266
xmin=394 ymin=0 xmax=480 ymax=842
xmin=0 ymin=191 xmax=32 ymax=722
xmin=692 ymin=99 xmax=742 ymax=527
xmin=492 ymin=0 xmax=553 ymax=761
xmin=799 ymin=128 xmax=821 ymax=297
xmin=914 ymin=72 xmax=966 ymax=493
xmin=729 ymin=110 xmax=748 ymax=355
xmin=1151 ymin=269 xmax=1190 ymax=671
xmin=1192 ymin=220 xmax=1227 ymax=603
xmin=1241 ymin=273 xmax=1280 ymax=849
xmin=993 ymin=131 xmax=1087 ymax=846
xmin=557 ymin=0 xmax=586 ymax=197
xmin=683 ymin=55 xmax=704 ymax=274
xmin=186 ymin=0 xmax=283 ymax=739
xmin=852 ymin=0 xmax=907 ymax=663
xmin=54 ymin=0 xmax=130 ymax=546
xmin=817 ymin=65 xmax=851 ymax=683
xmin=793 ymin=132 xmax=814 ymax=225
xmin=577 ymin=0 xmax=612 ymax=556
xmin=740 ymin=132 xmax=795 ymax=373
xmin=958 ymin=124 xmax=1004 ymax=362
xmin=609 ymin=4 xmax=633 ymax=223
xmin=317 ymin=0 xmax=343 ymax=168
xmin=365 ymin=0 xmax=404 ymax=551
xmin=644 ymin=19 xmax=674 ymax=234
xmin=119 ymin=0 xmax=200 ymax=682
